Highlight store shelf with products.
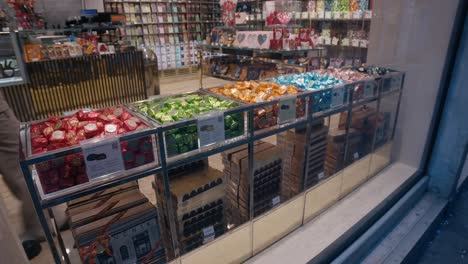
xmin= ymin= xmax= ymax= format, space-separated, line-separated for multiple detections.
xmin=20 ymin=63 xmax=404 ymax=263
xmin=102 ymin=0 xmax=223 ymax=71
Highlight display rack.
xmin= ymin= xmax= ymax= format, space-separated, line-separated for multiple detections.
xmin=20 ymin=66 xmax=404 ymax=263
xmin=237 ymin=0 xmax=373 ymax=66
xmin=103 ymin=0 xmax=223 ymax=71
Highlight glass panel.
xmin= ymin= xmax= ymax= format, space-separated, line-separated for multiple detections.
xmin=369 ymin=89 xmax=401 ymax=177
xmin=341 ymin=101 xmax=378 ymax=196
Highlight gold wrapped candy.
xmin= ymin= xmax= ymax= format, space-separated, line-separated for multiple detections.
xmin=210 ymin=81 xmax=300 ymax=103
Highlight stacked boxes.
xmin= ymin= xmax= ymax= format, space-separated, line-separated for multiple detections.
xmin=222 ymin=141 xmax=282 ymax=225
xmin=155 ymin=165 xmax=226 ymax=254
xmin=277 ymin=123 xmax=329 ymax=200
xmin=67 ymin=183 xmax=165 ymax=264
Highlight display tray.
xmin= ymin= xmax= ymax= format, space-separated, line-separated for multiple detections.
xmin=206 ymin=81 xmax=307 ymax=132
xmin=128 ymin=91 xmax=248 ymax=159
xmin=21 ymin=106 xmax=159 ymax=199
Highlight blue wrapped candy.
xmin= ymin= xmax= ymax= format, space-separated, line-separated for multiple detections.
xmin=270 ymin=72 xmax=345 ymax=113
xmin=270 ymin=72 xmax=344 ymax=91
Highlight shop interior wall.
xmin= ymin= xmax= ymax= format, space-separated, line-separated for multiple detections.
xmin=367 ymin=0 xmax=460 ymax=169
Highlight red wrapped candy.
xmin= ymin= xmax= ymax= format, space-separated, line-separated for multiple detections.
xmin=77 ymin=110 xmax=88 ymax=121
xmin=87 ymin=111 xmax=99 ymax=120
xmin=113 ymin=108 xmax=124 ymax=118
xmin=121 ymin=111 xmax=131 ymax=121
xmin=78 ymin=121 xmax=89 ymax=128
xmin=32 ymin=136 xmax=48 ymax=148
xmin=84 ymin=122 xmax=99 ymax=137
xmin=67 ymin=117 xmax=79 ymax=129
xmin=97 ymin=115 xmax=109 ymax=123
xmin=43 ymin=126 xmax=54 ymax=137
xmin=49 ymin=130 xmax=66 ymax=143
xmin=49 ymin=116 xmax=60 ymax=123
xmin=105 ymin=124 xmax=118 ymax=135
xmin=124 ymin=119 xmax=138 ymax=131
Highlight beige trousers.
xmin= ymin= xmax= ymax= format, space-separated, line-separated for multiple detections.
xmin=0 ymin=108 xmax=42 ymax=240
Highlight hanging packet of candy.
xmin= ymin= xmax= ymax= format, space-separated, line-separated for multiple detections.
xmin=220 ymin=0 xmax=238 ymax=26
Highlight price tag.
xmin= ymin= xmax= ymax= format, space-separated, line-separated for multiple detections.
xmin=341 ymin=39 xmax=350 ymax=46
xmin=279 ymin=96 xmax=297 ymax=123
xmin=202 ymin=225 xmax=215 ymax=244
xmin=332 ymin=12 xmax=340 ymax=19
xmin=351 ymin=39 xmax=360 ymax=47
xmin=294 ymin=12 xmax=301 ymax=19
xmin=81 ymin=137 xmax=125 ymax=180
xmin=272 ymin=196 xmax=281 ymax=206
xmin=324 ymin=37 xmax=331 ymax=45
xmin=364 ymin=10 xmax=372 ymax=19
xmin=325 ymin=11 xmax=332 ymax=19
xmin=318 ymin=171 xmax=325 ymax=180
xmin=343 ymin=11 xmax=350 ymax=19
xmin=302 ymin=12 xmax=309 ymax=19
xmin=330 ymin=87 xmax=345 ymax=108
xmin=353 ymin=11 xmax=362 ymax=19
xmin=360 ymin=40 xmax=368 ymax=48
xmin=318 ymin=12 xmax=325 ymax=19
xmin=353 ymin=152 xmax=360 ymax=160
xmin=198 ymin=113 xmax=225 ymax=147
xmin=332 ymin=38 xmax=339 ymax=45
xmin=364 ymin=81 xmax=375 ymax=98
xmin=256 ymin=14 xmax=262 ymax=20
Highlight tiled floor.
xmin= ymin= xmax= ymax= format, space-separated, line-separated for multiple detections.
xmin=0 ymin=76 xmax=229 ymax=263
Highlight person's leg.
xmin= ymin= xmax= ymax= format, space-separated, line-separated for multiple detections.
xmin=0 ymin=109 xmax=43 ymax=241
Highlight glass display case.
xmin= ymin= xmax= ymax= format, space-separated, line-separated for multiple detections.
xmin=19 ymin=67 xmax=404 ymax=264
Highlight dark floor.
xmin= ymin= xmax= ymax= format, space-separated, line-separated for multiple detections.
xmin=417 ymin=183 xmax=468 ymax=264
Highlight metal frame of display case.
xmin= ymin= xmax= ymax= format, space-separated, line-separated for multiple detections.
xmin=20 ymin=69 xmax=404 ymax=263
xmin=197 ymin=44 xmax=329 ymax=88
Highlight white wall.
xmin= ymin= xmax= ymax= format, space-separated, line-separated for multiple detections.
xmin=367 ymin=0 xmax=460 ymax=168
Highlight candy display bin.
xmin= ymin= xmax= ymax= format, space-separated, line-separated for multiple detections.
xmin=20 ymin=106 xmax=160 ymax=201
xmin=128 ymin=91 xmax=248 ymax=160
xmin=206 ymin=81 xmax=307 ymax=133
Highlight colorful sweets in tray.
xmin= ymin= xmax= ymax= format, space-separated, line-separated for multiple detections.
xmin=209 ymin=81 xmax=305 ymax=129
xmin=270 ymin=72 xmax=344 ymax=90
xmin=29 ymin=107 xmax=155 ymax=194
xmin=316 ymin=67 xmax=372 ymax=83
xmin=133 ymin=93 xmax=244 ymax=157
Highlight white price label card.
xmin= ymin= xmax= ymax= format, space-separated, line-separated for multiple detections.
xmin=332 ymin=12 xmax=339 ymax=19
xmin=332 ymin=38 xmax=339 ymax=45
xmin=360 ymin=40 xmax=368 ymax=48
xmin=364 ymin=10 xmax=372 ymax=19
xmin=318 ymin=12 xmax=325 ymax=19
xmin=324 ymin=37 xmax=331 ymax=45
xmin=302 ymin=12 xmax=309 ymax=19
xmin=325 ymin=11 xmax=332 ymax=19
xmin=352 ymin=39 xmax=360 ymax=47
xmin=279 ymin=96 xmax=297 ymax=123
xmin=272 ymin=196 xmax=281 ymax=206
xmin=353 ymin=152 xmax=360 ymax=160
xmin=202 ymin=225 xmax=215 ymax=244
xmin=318 ymin=171 xmax=325 ymax=180
xmin=81 ymin=137 xmax=125 ymax=180
xmin=343 ymin=11 xmax=350 ymax=19
xmin=330 ymin=87 xmax=345 ymax=108
xmin=341 ymin=38 xmax=350 ymax=46
xmin=353 ymin=11 xmax=362 ymax=19
xmin=203 ymin=225 xmax=215 ymax=237
xmin=198 ymin=112 xmax=225 ymax=147
xmin=294 ymin=12 xmax=301 ymax=19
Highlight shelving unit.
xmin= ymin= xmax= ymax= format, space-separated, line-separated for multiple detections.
xmin=103 ymin=0 xmax=223 ymax=71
